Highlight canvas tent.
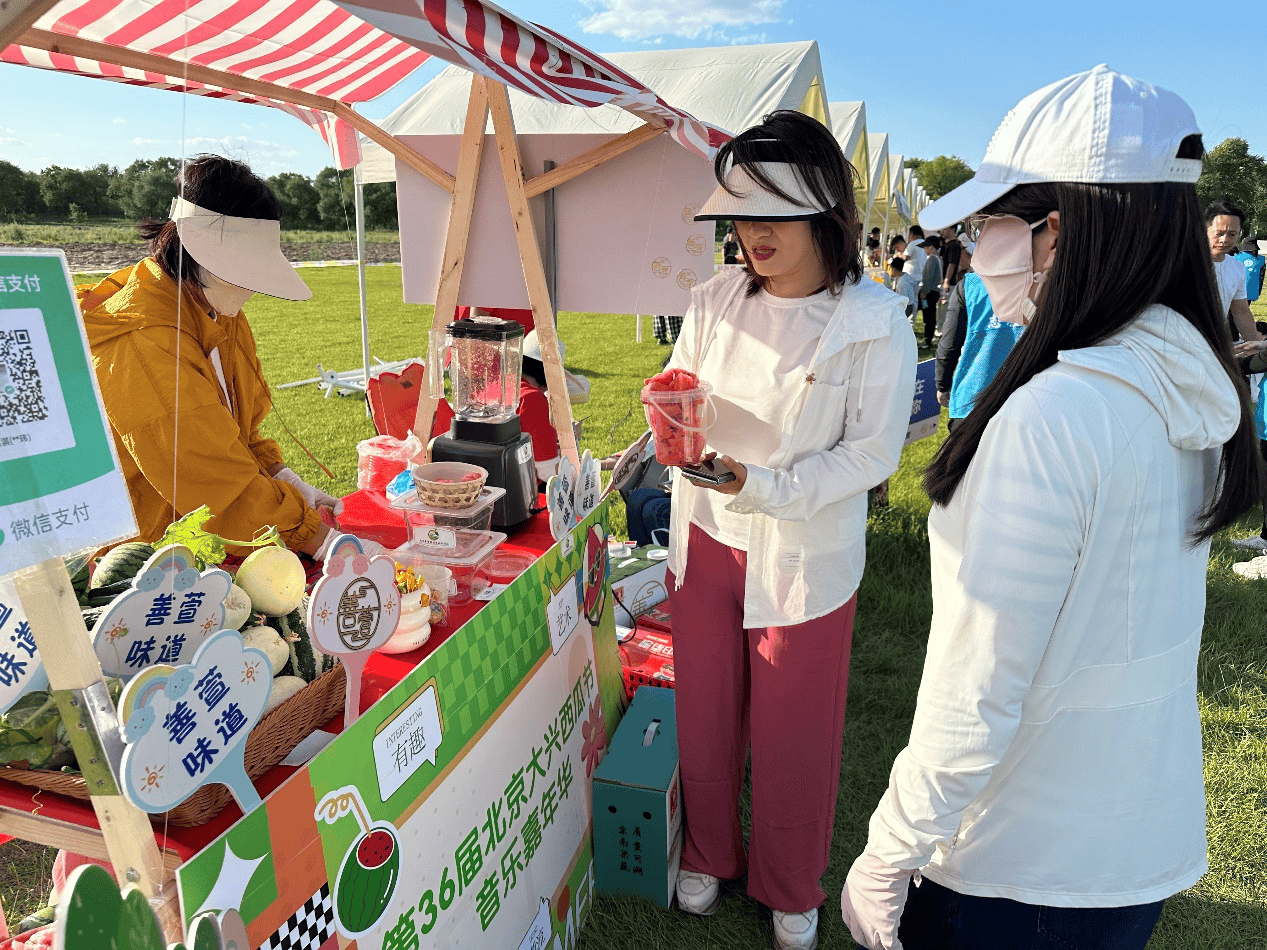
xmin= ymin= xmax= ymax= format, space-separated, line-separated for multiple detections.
xmin=829 ymin=100 xmax=870 ymax=223
xmin=867 ymin=132 xmax=891 ymax=234
xmin=356 ymin=41 xmax=831 ymax=316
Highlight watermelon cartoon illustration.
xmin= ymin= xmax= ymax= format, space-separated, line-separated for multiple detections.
xmin=316 ymin=786 xmax=401 ymax=938
xmin=582 ymin=525 xmax=608 ymax=626
xmin=335 ymin=824 xmax=400 ymax=935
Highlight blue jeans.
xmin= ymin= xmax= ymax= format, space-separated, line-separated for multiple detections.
xmin=625 ymin=487 xmax=671 ymax=547
xmin=865 ymin=877 xmax=1165 ymax=950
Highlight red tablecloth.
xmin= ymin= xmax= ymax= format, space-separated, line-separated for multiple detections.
xmin=0 ymin=490 xmax=557 ymax=859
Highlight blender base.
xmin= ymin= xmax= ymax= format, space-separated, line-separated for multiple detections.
xmin=431 ymin=429 xmax=536 ymax=530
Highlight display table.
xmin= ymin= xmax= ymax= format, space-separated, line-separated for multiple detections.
xmin=0 ymin=488 xmax=558 ymax=861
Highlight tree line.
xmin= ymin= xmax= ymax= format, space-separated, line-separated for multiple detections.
xmin=0 ymin=158 xmax=400 ymax=231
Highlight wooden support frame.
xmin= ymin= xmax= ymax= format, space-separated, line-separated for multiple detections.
xmin=0 ymin=0 xmax=58 ymax=50
xmin=523 ymin=122 xmax=662 ymax=198
xmin=12 ymin=559 xmax=183 ymax=942
xmin=485 ymin=77 xmax=580 ymax=470
xmin=18 ymin=28 xmax=456 ymax=194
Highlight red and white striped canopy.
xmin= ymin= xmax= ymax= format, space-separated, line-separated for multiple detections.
xmin=2 ymin=0 xmax=431 ymax=166
xmin=331 ymin=0 xmax=727 ymax=159
xmin=2 ymin=0 xmax=724 ymax=169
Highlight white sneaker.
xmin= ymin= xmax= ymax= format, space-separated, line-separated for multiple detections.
xmin=1230 ymin=535 xmax=1267 ymax=552
xmin=675 ymin=869 xmax=721 ymax=916
xmin=1232 ymin=555 xmax=1267 ymax=579
xmin=773 ymin=907 xmax=818 ymax=950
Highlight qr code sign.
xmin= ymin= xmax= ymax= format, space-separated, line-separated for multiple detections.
xmin=0 ymin=328 xmax=49 ymax=427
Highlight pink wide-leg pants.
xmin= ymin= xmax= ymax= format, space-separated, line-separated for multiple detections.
xmin=668 ymin=523 xmax=857 ymax=913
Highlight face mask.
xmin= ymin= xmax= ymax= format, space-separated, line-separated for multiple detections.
xmin=201 ymin=271 xmax=254 ymax=317
xmin=972 ymin=215 xmax=1048 ymax=325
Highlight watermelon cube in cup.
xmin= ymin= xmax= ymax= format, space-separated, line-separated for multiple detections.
xmin=641 ymin=374 xmax=710 ymax=466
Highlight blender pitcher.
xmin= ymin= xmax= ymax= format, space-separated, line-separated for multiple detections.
xmin=428 ymin=316 xmax=524 ymax=421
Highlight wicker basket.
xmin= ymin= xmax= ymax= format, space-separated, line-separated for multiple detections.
xmin=411 ymin=461 xmax=488 ymax=508
xmin=0 ymin=664 xmax=346 ymax=827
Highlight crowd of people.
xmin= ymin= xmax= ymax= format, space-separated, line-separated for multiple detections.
xmin=642 ymin=64 xmax=1263 ymax=950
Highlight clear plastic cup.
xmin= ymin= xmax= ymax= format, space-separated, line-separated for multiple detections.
xmin=640 ymin=382 xmax=711 ymax=466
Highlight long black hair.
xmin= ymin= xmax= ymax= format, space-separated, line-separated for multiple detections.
xmin=139 ymin=154 xmax=282 ymax=286
xmin=713 ymin=110 xmax=863 ymax=296
xmin=924 ymin=170 xmax=1260 ymax=541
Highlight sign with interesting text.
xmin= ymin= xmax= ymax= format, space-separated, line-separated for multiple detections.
xmin=176 ymin=500 xmax=629 ymax=950
xmin=92 ymin=545 xmax=233 ymax=679
xmin=119 ymin=628 xmax=273 ymax=814
xmin=0 ymin=248 xmax=136 ymax=575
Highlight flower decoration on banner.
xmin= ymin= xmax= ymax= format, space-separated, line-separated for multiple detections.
xmin=308 ymin=534 xmax=401 ymax=729
xmin=581 ymin=696 xmax=607 ymax=776
xmin=92 ymin=545 xmax=234 ymax=680
xmin=547 ymin=451 xmax=601 ymax=542
xmin=118 ymin=629 xmax=273 ymax=814
xmin=0 ymin=575 xmax=48 ymax=715
xmin=56 ymin=862 xmax=237 ymax=950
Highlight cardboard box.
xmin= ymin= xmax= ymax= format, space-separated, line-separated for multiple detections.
xmin=609 ymin=546 xmax=669 ymax=624
xmin=593 ymin=686 xmax=682 ymax=907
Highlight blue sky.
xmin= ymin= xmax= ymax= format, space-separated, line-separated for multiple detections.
xmin=1 ymin=0 xmax=1262 ymax=180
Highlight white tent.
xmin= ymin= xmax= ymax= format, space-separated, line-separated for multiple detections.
xmin=829 ymin=100 xmax=870 ymax=220
xmin=887 ymin=154 xmax=912 ymax=229
xmin=357 ymin=41 xmax=831 ymax=316
xmin=867 ymin=133 xmax=890 ymax=232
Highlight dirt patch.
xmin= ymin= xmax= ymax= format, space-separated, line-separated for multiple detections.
xmin=62 ymin=241 xmax=402 ymax=274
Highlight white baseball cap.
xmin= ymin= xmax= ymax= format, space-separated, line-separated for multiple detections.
xmin=920 ymin=65 xmax=1202 ymax=231
xmin=170 ymin=197 xmax=312 ymax=301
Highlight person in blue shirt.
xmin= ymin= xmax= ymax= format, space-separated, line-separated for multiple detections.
xmin=934 ymin=272 xmax=1024 ymax=432
xmin=1233 ymin=236 xmax=1264 ymax=303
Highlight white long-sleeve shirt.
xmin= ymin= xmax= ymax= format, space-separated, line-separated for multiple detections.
xmin=864 ymin=304 xmax=1239 ymax=905
xmin=667 ymin=267 xmax=917 ymax=627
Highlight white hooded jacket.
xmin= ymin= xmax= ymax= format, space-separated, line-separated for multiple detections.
xmin=667 ymin=267 xmax=917 ymax=628
xmin=865 ymin=304 xmax=1240 ymax=905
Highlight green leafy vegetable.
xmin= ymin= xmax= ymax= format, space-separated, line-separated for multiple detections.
xmin=156 ymin=505 xmax=284 ymax=569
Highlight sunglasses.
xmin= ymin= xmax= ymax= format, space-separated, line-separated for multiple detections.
xmin=965 ymin=213 xmax=1049 ymax=242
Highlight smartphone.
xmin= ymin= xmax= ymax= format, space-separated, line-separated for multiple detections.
xmin=680 ymin=459 xmax=736 ymax=485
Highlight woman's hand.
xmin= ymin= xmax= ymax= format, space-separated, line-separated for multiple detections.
xmin=696 ymin=453 xmax=747 ymax=495
xmin=1234 ymin=339 xmax=1267 ymax=356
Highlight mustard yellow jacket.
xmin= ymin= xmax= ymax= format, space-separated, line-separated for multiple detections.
xmin=80 ymin=259 xmax=322 ymax=553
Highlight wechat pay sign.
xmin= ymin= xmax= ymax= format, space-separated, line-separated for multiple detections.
xmin=0 ymin=309 xmax=75 ymax=462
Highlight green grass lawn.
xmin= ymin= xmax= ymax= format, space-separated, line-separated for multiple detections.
xmin=3 ymin=267 xmax=1264 ymax=947
xmin=1 ymin=218 xmax=400 ymax=245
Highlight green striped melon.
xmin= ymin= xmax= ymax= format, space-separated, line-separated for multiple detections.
xmin=89 ymin=542 xmax=156 ymax=590
xmin=268 ymin=598 xmax=338 ymax=683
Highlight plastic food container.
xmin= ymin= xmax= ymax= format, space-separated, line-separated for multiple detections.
xmin=640 ymin=381 xmax=711 ymax=466
xmin=390 ymin=486 xmax=505 ymax=540
xmin=395 ymin=530 xmax=506 ymax=606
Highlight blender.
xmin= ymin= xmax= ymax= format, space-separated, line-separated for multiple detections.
xmin=427 ymin=316 xmax=536 ymax=529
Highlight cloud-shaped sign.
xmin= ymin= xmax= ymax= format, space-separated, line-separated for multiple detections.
xmin=93 ymin=545 xmax=232 ymax=679
xmin=119 ymin=629 xmax=272 ymax=814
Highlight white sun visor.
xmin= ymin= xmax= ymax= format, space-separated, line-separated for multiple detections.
xmin=694 ymin=161 xmax=834 ymax=222
xmin=169 ymin=197 xmax=312 ymax=301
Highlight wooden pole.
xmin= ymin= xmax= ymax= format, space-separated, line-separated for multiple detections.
xmin=0 ymin=0 xmax=57 ymax=50
xmin=19 ymin=28 xmax=455 ymax=194
xmin=11 ymin=558 xmax=182 ymax=942
xmin=412 ymin=76 xmax=490 ymax=445
xmin=523 ymin=123 xmax=662 ymax=199
xmin=484 ymin=77 xmax=580 ymax=470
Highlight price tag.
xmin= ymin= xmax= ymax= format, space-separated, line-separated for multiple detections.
xmin=92 ymin=544 xmax=232 ymax=680
xmin=576 ymin=450 xmax=601 ymax=522
xmin=118 ymin=629 xmax=272 ymax=814
xmin=546 ymin=575 xmax=580 ymax=655
xmin=546 ymin=455 xmax=578 ymax=541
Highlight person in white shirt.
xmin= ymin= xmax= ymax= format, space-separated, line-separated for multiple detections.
xmin=903 ymin=225 xmax=928 ymax=280
xmin=841 ymin=65 xmax=1261 ymax=950
xmin=1207 ymin=198 xmax=1259 ymax=342
xmin=667 ymin=110 xmax=916 ymax=950
xmin=888 ymin=255 xmax=919 ymax=319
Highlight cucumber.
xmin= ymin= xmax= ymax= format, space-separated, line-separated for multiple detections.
xmin=268 ymin=597 xmax=337 ymax=683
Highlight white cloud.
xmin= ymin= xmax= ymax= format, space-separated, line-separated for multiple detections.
xmin=579 ymin=0 xmax=783 ymax=41
xmin=0 ymin=135 xmax=26 ymax=146
xmin=131 ymin=137 xmax=163 ymax=145
xmin=113 ymin=117 xmax=127 ymax=125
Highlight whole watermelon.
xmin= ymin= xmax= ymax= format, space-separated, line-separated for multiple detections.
xmin=89 ymin=542 xmax=155 ymax=590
